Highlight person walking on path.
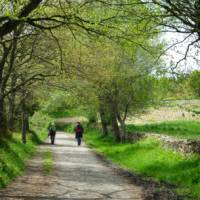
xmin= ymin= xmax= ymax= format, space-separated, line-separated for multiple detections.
xmin=74 ymin=122 xmax=84 ymax=146
xmin=48 ymin=122 xmax=56 ymax=145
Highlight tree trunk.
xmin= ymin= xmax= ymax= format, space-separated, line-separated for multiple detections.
xmin=7 ymin=92 xmax=16 ymax=131
xmin=0 ymin=96 xmax=7 ymax=136
xmin=0 ymin=41 xmax=12 ymax=137
xmin=117 ymin=114 xmax=126 ymax=143
xmin=26 ymin=116 xmax=29 ymax=132
xmin=99 ymin=107 xmax=108 ymax=136
xmin=7 ymin=73 xmax=17 ymax=130
xmin=0 ymin=0 xmax=42 ymax=38
xmin=110 ymin=101 xmax=121 ymax=142
xmin=21 ymin=99 xmax=27 ymax=144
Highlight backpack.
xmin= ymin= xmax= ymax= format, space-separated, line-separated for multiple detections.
xmin=76 ymin=126 xmax=82 ymax=133
xmin=49 ymin=127 xmax=54 ymax=134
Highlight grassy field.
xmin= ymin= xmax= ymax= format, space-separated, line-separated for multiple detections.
xmin=126 ymin=120 xmax=200 ymax=140
xmin=85 ymin=127 xmax=200 ymax=200
xmin=126 ymin=100 xmax=200 ymax=125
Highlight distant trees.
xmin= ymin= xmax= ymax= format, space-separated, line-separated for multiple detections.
xmin=188 ymin=70 xmax=200 ymax=97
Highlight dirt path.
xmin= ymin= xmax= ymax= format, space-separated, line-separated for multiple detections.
xmin=0 ymin=132 xmax=144 ymax=200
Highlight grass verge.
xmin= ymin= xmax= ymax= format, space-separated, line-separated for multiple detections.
xmin=127 ymin=120 xmax=200 ymax=140
xmin=0 ymin=133 xmax=36 ymax=188
xmin=85 ymin=127 xmax=200 ymax=200
xmin=42 ymin=150 xmax=53 ymax=175
xmin=0 ymin=111 xmax=51 ymax=189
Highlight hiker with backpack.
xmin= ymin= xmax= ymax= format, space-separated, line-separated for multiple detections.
xmin=74 ymin=122 xmax=84 ymax=146
xmin=48 ymin=122 xmax=56 ymax=145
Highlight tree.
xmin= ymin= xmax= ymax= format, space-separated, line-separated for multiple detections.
xmin=149 ymin=0 xmax=200 ymax=65
xmin=0 ymin=0 xmax=163 ymax=143
xmin=0 ymin=0 xmax=160 ymax=137
xmin=53 ymin=30 xmax=161 ymax=142
xmin=0 ymin=0 xmax=156 ymax=39
xmin=0 ymin=26 xmax=61 ymax=137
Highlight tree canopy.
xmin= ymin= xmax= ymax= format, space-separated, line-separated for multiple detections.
xmin=0 ymin=0 xmax=198 ymax=143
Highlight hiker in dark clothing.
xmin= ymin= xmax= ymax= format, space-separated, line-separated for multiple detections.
xmin=74 ymin=122 xmax=84 ymax=146
xmin=48 ymin=122 xmax=56 ymax=145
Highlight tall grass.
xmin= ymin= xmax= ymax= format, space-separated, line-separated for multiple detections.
xmin=127 ymin=120 xmax=200 ymax=140
xmin=85 ymin=127 xmax=200 ymax=199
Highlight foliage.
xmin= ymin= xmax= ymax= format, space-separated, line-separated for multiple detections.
xmin=55 ymin=122 xmax=74 ymax=133
xmin=30 ymin=111 xmax=53 ymax=139
xmin=188 ymin=70 xmax=200 ymax=97
xmin=41 ymin=91 xmax=79 ymax=117
xmin=154 ymin=74 xmax=192 ymax=100
xmin=60 ymin=33 xmax=162 ymax=140
xmin=85 ymin=127 xmax=200 ymax=200
xmin=0 ymin=0 xmax=164 ymax=142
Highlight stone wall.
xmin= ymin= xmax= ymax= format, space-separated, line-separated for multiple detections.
xmin=127 ymin=132 xmax=200 ymax=155
xmin=126 ymin=132 xmax=146 ymax=142
xmin=149 ymin=134 xmax=200 ymax=155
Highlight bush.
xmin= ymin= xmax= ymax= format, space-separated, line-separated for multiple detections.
xmin=86 ymin=110 xmax=97 ymax=125
xmin=30 ymin=111 xmax=53 ymax=140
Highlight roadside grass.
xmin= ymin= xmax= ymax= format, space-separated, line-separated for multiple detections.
xmin=127 ymin=120 xmax=200 ymax=140
xmin=0 ymin=112 xmax=51 ymax=189
xmin=0 ymin=133 xmax=36 ymax=188
xmin=85 ymin=127 xmax=200 ymax=200
xmin=42 ymin=150 xmax=53 ymax=175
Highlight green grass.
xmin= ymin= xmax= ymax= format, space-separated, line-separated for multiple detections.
xmin=0 ymin=112 xmax=51 ymax=189
xmin=85 ymin=128 xmax=200 ymax=200
xmin=0 ymin=133 xmax=36 ymax=188
xmin=127 ymin=120 xmax=200 ymax=140
xmin=42 ymin=150 xmax=53 ymax=175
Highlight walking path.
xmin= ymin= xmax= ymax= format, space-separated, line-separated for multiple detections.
xmin=0 ymin=132 xmax=144 ymax=200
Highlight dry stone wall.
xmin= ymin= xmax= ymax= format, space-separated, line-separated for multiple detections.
xmin=127 ymin=132 xmax=200 ymax=155
xmin=150 ymin=134 xmax=200 ymax=155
